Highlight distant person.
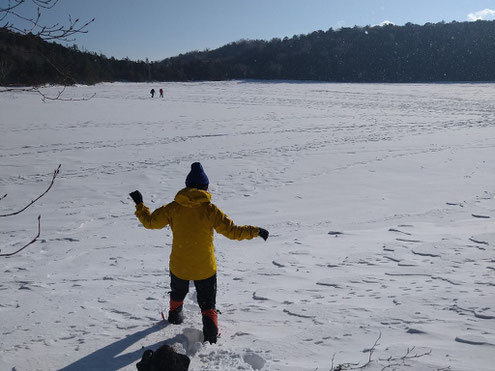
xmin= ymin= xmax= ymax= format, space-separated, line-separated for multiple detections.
xmin=159 ymin=88 xmax=164 ymax=98
xmin=129 ymin=162 xmax=269 ymax=344
xmin=150 ymin=89 xmax=155 ymax=98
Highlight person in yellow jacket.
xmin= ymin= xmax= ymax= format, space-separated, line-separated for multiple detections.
xmin=129 ymin=162 xmax=269 ymax=343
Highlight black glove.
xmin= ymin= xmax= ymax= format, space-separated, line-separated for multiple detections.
xmin=258 ymin=227 xmax=269 ymax=241
xmin=129 ymin=190 xmax=143 ymax=204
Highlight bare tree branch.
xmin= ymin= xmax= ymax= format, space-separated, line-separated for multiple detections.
xmin=0 ymin=86 xmax=96 ymax=101
xmin=1 ymin=0 xmax=95 ymax=100
xmin=33 ymin=0 xmax=60 ymax=9
xmin=1 ymin=0 xmax=94 ymax=42
xmin=0 ymin=0 xmax=24 ymax=17
xmin=37 ymin=88 xmax=96 ymax=102
xmin=0 ymin=0 xmax=62 ymax=12
xmin=0 ymin=164 xmax=61 ymax=217
xmin=0 ymin=215 xmax=41 ymax=257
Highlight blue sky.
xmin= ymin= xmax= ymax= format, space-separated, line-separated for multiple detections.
xmin=6 ymin=0 xmax=495 ymax=61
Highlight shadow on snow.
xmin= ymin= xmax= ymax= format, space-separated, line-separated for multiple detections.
xmin=58 ymin=322 xmax=187 ymax=371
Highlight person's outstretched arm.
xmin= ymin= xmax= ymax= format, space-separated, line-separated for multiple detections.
xmin=129 ymin=190 xmax=170 ymax=230
xmin=211 ymin=204 xmax=268 ymax=241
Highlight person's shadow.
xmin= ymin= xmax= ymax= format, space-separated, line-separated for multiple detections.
xmin=58 ymin=322 xmax=189 ymax=371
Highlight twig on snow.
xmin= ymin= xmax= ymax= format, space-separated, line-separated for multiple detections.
xmin=330 ymin=332 xmax=381 ymax=370
xmin=330 ymin=353 xmax=337 ymax=371
xmin=0 ymin=215 xmax=41 ymax=257
xmin=329 ymin=332 xmax=432 ymax=370
xmin=379 ymin=346 xmax=432 ymax=370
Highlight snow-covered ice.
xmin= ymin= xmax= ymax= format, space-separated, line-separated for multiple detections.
xmin=1 ymin=81 xmax=494 ymax=370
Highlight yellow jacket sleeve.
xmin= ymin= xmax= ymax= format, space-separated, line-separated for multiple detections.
xmin=135 ymin=203 xmax=171 ymax=229
xmin=211 ymin=205 xmax=259 ymax=241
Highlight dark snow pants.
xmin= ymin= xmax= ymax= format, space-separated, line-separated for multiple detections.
xmin=169 ymin=272 xmax=217 ymax=311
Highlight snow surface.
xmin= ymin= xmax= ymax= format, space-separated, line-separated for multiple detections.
xmin=1 ymin=81 xmax=494 ymax=371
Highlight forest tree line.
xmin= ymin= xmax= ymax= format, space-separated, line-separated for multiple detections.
xmin=1 ymin=19 xmax=495 ymax=86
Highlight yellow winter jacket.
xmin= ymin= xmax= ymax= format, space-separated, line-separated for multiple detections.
xmin=135 ymin=187 xmax=259 ymax=280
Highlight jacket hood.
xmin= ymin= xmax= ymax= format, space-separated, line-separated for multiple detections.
xmin=174 ymin=187 xmax=211 ymax=208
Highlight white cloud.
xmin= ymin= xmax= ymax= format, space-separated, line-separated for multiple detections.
xmin=373 ymin=20 xmax=395 ymax=27
xmin=468 ymin=8 xmax=495 ymax=21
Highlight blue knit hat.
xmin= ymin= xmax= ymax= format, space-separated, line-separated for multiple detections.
xmin=185 ymin=162 xmax=209 ymax=189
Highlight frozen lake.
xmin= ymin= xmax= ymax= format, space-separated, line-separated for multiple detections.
xmin=1 ymin=81 xmax=495 ymax=370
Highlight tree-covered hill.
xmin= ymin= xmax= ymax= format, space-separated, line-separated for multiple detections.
xmin=1 ymin=20 xmax=495 ymax=86
xmin=155 ymin=20 xmax=495 ymax=82
xmin=0 ymin=28 xmax=151 ymax=85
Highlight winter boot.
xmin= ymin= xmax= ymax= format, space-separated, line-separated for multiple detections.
xmin=167 ymin=300 xmax=184 ymax=325
xmin=202 ymin=309 xmax=218 ymax=344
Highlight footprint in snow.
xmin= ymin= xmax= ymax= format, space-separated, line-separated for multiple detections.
xmin=450 ymin=304 xmax=495 ymax=319
xmin=411 ymin=249 xmax=441 ymax=258
xmin=243 ymin=352 xmax=266 ymax=370
xmin=388 ymin=228 xmax=412 ymax=236
xmin=469 ymin=237 xmax=489 ymax=245
xmin=455 ymin=335 xmax=495 ymax=346
xmin=252 ymin=291 xmax=269 ymax=301
xmin=407 ymin=327 xmax=427 ymax=334
xmin=396 ymin=238 xmax=422 ymax=243
xmin=181 ymin=327 xmax=203 ymax=356
xmin=446 ymin=202 xmax=464 ymax=207
xmin=316 ymin=279 xmax=341 ymax=288
xmin=472 ymin=213 xmax=491 ymax=219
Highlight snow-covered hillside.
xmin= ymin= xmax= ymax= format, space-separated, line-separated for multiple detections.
xmin=1 ymin=82 xmax=494 ymax=370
